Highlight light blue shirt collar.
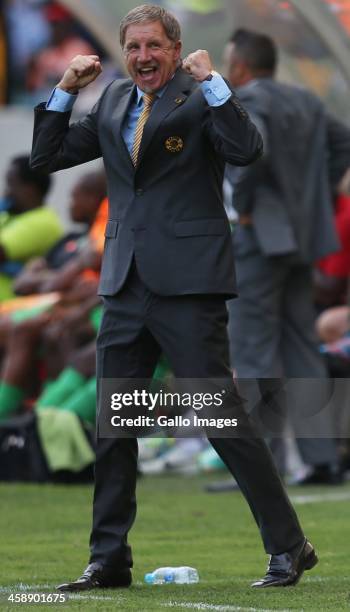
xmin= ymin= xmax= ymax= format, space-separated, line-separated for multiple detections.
xmin=135 ymin=84 xmax=168 ymax=105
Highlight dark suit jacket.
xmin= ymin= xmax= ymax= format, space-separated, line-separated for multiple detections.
xmin=227 ymin=78 xmax=350 ymax=262
xmin=30 ymin=69 xmax=262 ymax=297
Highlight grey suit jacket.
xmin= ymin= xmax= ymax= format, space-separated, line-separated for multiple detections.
xmin=30 ymin=69 xmax=262 ymax=297
xmin=227 ymin=78 xmax=350 ymax=262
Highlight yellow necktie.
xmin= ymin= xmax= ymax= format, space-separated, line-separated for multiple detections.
xmin=131 ymin=93 xmax=155 ymax=167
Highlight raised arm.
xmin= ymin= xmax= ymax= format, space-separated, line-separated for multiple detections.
xmin=182 ymin=49 xmax=263 ymax=166
xmin=30 ymin=55 xmax=105 ymax=173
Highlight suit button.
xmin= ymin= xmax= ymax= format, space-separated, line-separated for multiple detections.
xmin=135 ymin=188 xmax=144 ymax=196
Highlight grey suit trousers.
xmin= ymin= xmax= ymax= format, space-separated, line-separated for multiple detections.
xmin=228 ymin=226 xmax=338 ymax=467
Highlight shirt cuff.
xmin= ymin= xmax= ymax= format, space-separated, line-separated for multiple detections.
xmin=46 ymin=87 xmax=77 ymax=112
xmin=200 ymin=72 xmax=232 ymax=107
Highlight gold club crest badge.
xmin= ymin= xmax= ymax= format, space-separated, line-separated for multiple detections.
xmin=165 ymin=136 xmax=184 ymax=153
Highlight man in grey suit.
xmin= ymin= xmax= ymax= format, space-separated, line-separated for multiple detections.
xmin=30 ymin=5 xmax=317 ymax=591
xmin=225 ymin=29 xmax=350 ymax=483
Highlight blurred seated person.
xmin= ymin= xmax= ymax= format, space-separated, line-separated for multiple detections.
xmin=0 ymin=266 xmax=103 ymax=421
xmin=317 ymin=303 xmax=350 ymax=345
xmin=316 ymin=300 xmax=350 ymax=474
xmin=36 ymin=195 xmax=108 ymax=294
xmin=0 ymin=155 xmax=63 ymax=302
xmin=0 ymin=303 xmax=100 ymax=423
xmin=26 ymin=3 xmax=96 ymax=99
xmin=314 ymin=168 xmax=350 ymax=309
xmin=0 ymin=171 xmax=106 ymax=346
xmin=316 ymin=297 xmax=350 ymax=377
xmin=0 ymin=190 xmax=107 ymax=360
xmin=0 ymin=178 xmax=108 ymax=420
xmin=14 ymin=171 xmax=107 ymax=296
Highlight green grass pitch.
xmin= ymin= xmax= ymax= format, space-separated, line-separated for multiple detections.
xmin=0 ymin=476 xmax=350 ymax=611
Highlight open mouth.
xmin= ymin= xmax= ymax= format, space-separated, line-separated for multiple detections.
xmin=138 ymin=67 xmax=158 ymax=80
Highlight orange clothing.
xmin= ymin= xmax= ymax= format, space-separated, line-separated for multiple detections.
xmin=89 ymin=197 xmax=108 ymax=254
xmin=82 ymin=198 xmax=108 ymax=282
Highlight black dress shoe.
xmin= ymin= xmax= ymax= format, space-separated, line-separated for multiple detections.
xmin=251 ymin=538 xmax=318 ymax=588
xmin=291 ymin=465 xmax=344 ymax=486
xmin=57 ymin=563 xmax=132 ymax=592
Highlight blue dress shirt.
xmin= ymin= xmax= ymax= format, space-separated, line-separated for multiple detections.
xmin=46 ymin=72 xmax=232 ymax=155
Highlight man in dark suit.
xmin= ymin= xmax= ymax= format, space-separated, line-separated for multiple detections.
xmin=30 ymin=4 xmax=316 ymax=591
xmin=225 ymin=29 xmax=350 ymax=484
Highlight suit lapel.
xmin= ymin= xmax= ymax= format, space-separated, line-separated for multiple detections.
xmin=111 ymin=81 xmax=136 ymax=172
xmin=136 ymin=69 xmax=193 ymax=167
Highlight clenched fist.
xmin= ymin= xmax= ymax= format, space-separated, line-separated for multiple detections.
xmin=182 ymin=50 xmax=213 ymax=82
xmin=57 ymin=55 xmax=102 ymax=94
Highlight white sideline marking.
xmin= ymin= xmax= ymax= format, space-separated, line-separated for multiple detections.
xmin=68 ymin=594 xmax=123 ymax=601
xmin=162 ymin=602 xmax=291 ymax=612
xmin=290 ymin=491 xmax=350 ymax=505
xmin=0 ymin=584 xmax=51 ymax=592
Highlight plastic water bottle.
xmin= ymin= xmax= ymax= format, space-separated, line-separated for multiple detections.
xmin=144 ymin=566 xmax=199 ymax=584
